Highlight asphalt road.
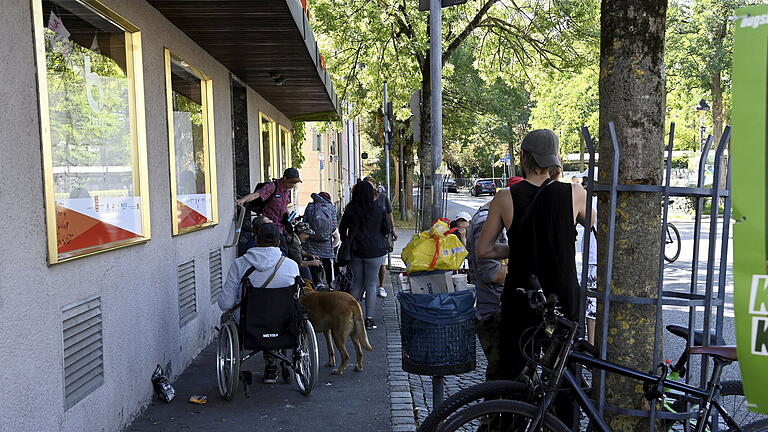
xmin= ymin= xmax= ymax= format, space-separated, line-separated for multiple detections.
xmin=439 ymin=189 xmax=740 ymax=386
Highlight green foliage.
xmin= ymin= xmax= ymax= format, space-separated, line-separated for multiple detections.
xmin=671 ymin=154 xmax=690 ymax=169
xmin=291 ymin=120 xmax=306 ymax=168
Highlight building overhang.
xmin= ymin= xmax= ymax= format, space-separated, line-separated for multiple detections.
xmin=148 ymin=0 xmax=340 ymax=121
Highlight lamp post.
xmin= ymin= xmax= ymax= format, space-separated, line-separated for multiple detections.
xmin=696 ymin=99 xmax=710 ymax=151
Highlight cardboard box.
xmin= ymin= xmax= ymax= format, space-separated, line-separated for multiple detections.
xmin=408 ymin=270 xmax=454 ymax=294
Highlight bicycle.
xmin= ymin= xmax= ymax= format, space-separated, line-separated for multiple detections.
xmin=665 ymin=222 xmax=682 ymax=263
xmin=418 ymin=325 xmax=755 ymax=431
xmin=421 ymin=277 xmax=767 ymax=432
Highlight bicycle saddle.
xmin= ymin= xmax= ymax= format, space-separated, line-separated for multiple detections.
xmin=666 ymin=324 xmax=725 ymax=346
xmin=688 ymin=345 xmax=737 ymax=362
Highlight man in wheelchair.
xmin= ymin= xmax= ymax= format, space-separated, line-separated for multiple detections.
xmin=218 ymin=222 xmax=300 ymax=384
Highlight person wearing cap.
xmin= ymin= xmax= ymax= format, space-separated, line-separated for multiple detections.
xmin=237 ymin=167 xmax=302 ymax=232
xmin=218 ymin=223 xmax=300 ymax=384
xmin=451 ymin=211 xmax=473 ymax=246
xmin=285 ymin=221 xmax=323 ymax=281
xmin=477 ymin=129 xmax=592 ymax=425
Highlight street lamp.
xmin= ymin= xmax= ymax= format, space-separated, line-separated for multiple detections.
xmin=696 ymin=99 xmax=710 ymax=151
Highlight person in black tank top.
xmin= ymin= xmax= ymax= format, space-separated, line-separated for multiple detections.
xmin=476 ymin=129 xmax=592 ymax=427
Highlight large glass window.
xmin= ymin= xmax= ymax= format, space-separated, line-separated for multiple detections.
xmin=278 ymin=125 xmax=291 ymax=174
xmin=33 ymin=0 xmax=150 ymax=263
xmin=260 ymin=113 xmax=275 ymax=181
xmin=165 ymin=50 xmax=217 ymax=234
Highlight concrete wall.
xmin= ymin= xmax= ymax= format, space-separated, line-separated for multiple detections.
xmin=0 ymin=1 xmax=287 ymax=430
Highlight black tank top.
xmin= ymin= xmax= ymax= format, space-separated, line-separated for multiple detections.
xmin=503 ymin=181 xmax=579 ymax=319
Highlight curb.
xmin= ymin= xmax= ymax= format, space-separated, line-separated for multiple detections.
xmin=384 ymin=270 xmax=418 ymax=432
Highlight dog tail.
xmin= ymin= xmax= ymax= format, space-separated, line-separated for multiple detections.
xmin=353 ymin=303 xmax=373 ymax=351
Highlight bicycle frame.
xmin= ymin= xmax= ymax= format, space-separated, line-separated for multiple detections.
xmin=527 ymin=348 xmax=742 ymax=432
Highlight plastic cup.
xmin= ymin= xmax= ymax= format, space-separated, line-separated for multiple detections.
xmin=452 ymin=274 xmax=468 ymax=291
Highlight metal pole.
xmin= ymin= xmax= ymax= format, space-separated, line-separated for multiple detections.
xmin=400 ymin=128 xmax=407 ymax=221
xmin=491 ymin=159 xmax=495 ymax=180
xmin=384 ymin=83 xmax=392 ymax=268
xmin=432 ymin=376 xmax=444 ymax=408
xmin=429 ymin=0 xmax=443 ymax=222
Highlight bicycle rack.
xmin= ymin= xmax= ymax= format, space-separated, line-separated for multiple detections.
xmin=580 ymin=122 xmax=732 ymax=431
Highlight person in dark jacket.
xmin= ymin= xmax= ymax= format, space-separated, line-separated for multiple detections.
xmin=339 ymin=181 xmax=390 ymax=330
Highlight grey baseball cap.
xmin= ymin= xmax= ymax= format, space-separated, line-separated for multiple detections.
xmin=521 ymin=129 xmax=562 ymax=168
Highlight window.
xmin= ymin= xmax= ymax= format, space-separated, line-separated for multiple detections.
xmin=313 ymin=128 xmax=322 ymax=152
xmin=278 ymin=125 xmax=292 ymax=173
xmin=259 ymin=113 xmax=275 ymax=181
xmin=33 ymin=0 xmax=150 ymax=264
xmin=165 ymin=49 xmax=217 ymax=234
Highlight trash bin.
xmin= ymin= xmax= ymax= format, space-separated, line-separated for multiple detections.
xmin=398 ymin=289 xmax=476 ymax=376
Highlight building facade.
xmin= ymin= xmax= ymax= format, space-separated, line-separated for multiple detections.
xmin=295 ymin=118 xmax=362 ymax=213
xmin=0 ymin=1 xmax=340 ymax=430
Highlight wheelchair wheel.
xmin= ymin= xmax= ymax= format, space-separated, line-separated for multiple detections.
xmin=217 ymin=320 xmax=240 ymax=400
xmin=294 ymin=319 xmax=319 ymax=395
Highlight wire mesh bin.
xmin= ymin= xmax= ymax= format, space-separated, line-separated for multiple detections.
xmin=398 ymin=290 xmax=476 ymax=376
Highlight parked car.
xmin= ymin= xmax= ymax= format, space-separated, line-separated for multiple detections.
xmin=470 ymin=179 xmax=497 ymax=196
xmin=443 ymin=178 xmax=458 ymax=193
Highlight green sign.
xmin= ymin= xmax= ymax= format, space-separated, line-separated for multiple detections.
xmin=732 ymin=4 xmax=768 ymax=415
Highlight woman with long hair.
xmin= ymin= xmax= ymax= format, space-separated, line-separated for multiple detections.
xmin=339 ymin=180 xmax=390 ymax=330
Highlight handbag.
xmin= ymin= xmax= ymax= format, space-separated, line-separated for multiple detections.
xmin=337 ymin=221 xmax=360 ymax=267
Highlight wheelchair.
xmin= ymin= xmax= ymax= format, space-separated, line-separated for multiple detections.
xmin=216 ymin=277 xmax=319 ymax=399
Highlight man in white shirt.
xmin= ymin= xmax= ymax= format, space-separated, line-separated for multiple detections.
xmin=219 ymin=223 xmax=300 ymax=383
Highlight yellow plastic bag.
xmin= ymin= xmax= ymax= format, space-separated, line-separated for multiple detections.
xmin=402 ymin=219 xmax=468 ymax=272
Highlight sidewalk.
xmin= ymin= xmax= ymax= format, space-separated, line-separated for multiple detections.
xmin=382 ymin=271 xmax=488 ymax=431
xmin=128 ymin=288 xmax=391 ymax=431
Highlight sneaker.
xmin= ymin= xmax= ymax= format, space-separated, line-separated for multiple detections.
xmin=378 ymin=286 xmax=388 ymax=298
xmin=365 ymin=318 xmax=377 ymax=330
xmin=263 ymin=365 xmax=278 ymax=384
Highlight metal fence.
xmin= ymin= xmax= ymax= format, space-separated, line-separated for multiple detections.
xmin=580 ymin=122 xmax=732 ymax=429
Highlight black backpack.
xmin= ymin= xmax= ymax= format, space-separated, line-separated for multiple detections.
xmin=246 ymin=179 xmax=279 ymax=216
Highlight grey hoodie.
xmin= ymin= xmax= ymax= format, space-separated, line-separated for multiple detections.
xmin=218 ymin=246 xmax=300 ymax=321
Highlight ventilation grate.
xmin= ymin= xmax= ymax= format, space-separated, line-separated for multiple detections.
xmin=209 ymin=248 xmax=223 ymax=303
xmin=62 ymin=295 xmax=104 ymax=410
xmin=178 ymin=260 xmax=197 ymax=327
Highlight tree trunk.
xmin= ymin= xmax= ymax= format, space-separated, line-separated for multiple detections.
xmin=418 ymin=59 xmax=434 ymax=231
xmin=597 ymin=1 xmax=667 ymax=431
xmin=711 ymin=71 xmax=724 ymax=147
xmin=392 ymin=151 xmax=400 ymax=207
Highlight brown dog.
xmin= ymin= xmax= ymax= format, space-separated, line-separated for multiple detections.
xmin=299 ymin=280 xmax=373 ymax=374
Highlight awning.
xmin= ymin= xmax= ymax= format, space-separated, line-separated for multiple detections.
xmin=148 ymin=0 xmax=340 ymax=120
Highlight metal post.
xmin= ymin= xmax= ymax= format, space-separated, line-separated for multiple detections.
xmin=384 ymin=83 xmax=392 ymax=268
xmin=491 ymin=158 xmax=495 ymax=180
xmin=400 ymin=128 xmax=407 ymax=221
xmin=432 ymin=376 xmax=444 ymax=408
xmin=429 ymin=0 xmax=443 ymax=222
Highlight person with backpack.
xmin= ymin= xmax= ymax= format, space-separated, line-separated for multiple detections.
xmin=339 ymin=181 xmax=390 ymax=330
xmin=302 ymin=192 xmax=338 ymax=286
xmin=237 ymin=168 xmax=302 ymax=233
xmin=218 ymin=223 xmax=300 ymax=383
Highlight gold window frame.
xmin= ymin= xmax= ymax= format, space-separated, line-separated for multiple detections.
xmin=278 ymin=124 xmax=292 ymax=173
xmin=259 ymin=112 xmax=276 ymax=182
xmin=164 ymin=49 xmax=218 ymax=235
xmin=32 ymin=0 xmax=151 ymax=264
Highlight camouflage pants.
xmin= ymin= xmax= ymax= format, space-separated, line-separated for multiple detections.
xmin=475 ymin=312 xmax=504 ymax=381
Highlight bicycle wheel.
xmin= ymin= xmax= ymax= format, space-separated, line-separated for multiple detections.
xmin=668 ymin=380 xmax=767 ymax=431
xmin=719 ymin=380 xmax=768 ymax=429
xmin=737 ymin=419 xmax=768 ymax=432
xmin=436 ymin=400 xmax=570 ymax=432
xmin=664 ymin=223 xmax=682 ymax=263
xmin=419 ymin=380 xmax=529 ymax=432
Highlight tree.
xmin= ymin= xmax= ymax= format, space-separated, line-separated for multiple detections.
xmin=597 ymin=1 xmax=668 ymax=431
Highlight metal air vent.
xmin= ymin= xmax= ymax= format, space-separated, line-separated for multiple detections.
xmin=209 ymin=248 xmax=223 ymax=303
xmin=62 ymin=295 xmax=104 ymax=410
xmin=178 ymin=259 xmax=197 ymax=327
